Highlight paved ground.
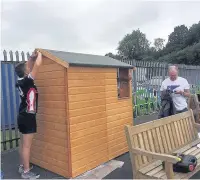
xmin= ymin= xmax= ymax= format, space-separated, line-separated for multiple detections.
xmin=2 ymin=113 xmax=200 ymax=179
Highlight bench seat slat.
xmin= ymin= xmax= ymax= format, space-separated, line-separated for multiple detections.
xmin=139 ymin=140 xmax=200 ymax=179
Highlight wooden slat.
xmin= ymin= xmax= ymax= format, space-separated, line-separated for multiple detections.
xmin=37 ymin=114 xmax=66 ymax=124
xmin=156 ymin=127 xmax=164 ymax=153
xmin=37 ymin=120 xmax=67 ymax=132
xmin=70 ymin=111 xmax=107 ymax=125
xmin=71 ymin=137 xmax=107 ymax=155
xmin=69 ymin=99 xmax=105 ymax=110
xmin=179 ymin=119 xmax=186 ymax=144
xmin=68 ymin=67 xmax=114 ymax=73
xmin=105 ymin=91 xmax=117 ymax=98
xmin=40 ymin=57 xmax=55 ymax=65
xmin=184 ymin=147 xmax=197 ymax=155
xmin=70 ymin=118 xmax=106 ymax=132
xmin=139 ymin=139 xmax=200 ymax=178
xmin=133 ymin=135 xmax=143 ymax=167
xmin=182 ymin=118 xmax=190 ymax=143
xmin=138 ymin=133 xmax=148 ymax=164
xmin=107 ymin=118 xmax=131 ymax=129
xmin=68 ymin=92 xmax=105 ymax=102
xmin=190 ymin=148 xmax=200 ymax=156
xmin=185 ymin=117 xmax=193 ymax=141
xmin=105 ymin=79 xmax=117 ymax=86
xmin=34 ymin=134 xmax=68 ymax=147
xmin=32 ymin=139 xmax=68 ymax=154
xmin=68 ymin=86 xmax=105 ymax=95
xmin=38 ymin=94 xmax=66 ymax=102
xmin=106 ymin=101 xmax=132 ymax=110
xmin=31 ymin=151 xmax=68 ymax=170
xmin=139 ymin=160 xmax=162 ymax=174
xmin=128 ymin=111 xmax=192 ymax=136
xmin=69 ymin=105 xmax=106 ymax=117
xmin=68 ymin=79 xmax=105 ymax=88
xmin=160 ymin=126 xmax=168 ymax=153
xmin=31 ymin=145 xmax=68 ymax=162
xmin=38 ymin=101 xmax=65 ymax=109
xmin=70 ymin=124 xmax=106 ymax=140
xmin=167 ymin=123 xmax=175 ymax=150
xmin=147 ymin=130 xmax=155 ymax=152
xmin=38 ymin=86 xmax=65 ymax=95
xmin=37 ymin=107 xmax=66 ymax=117
xmin=71 ymin=142 xmax=108 ymax=162
xmin=31 ymin=157 xmax=69 ymax=178
xmin=146 ymin=166 xmax=163 ymax=176
xmin=38 ymin=63 xmax=64 ymax=73
xmin=106 ymin=106 xmax=133 ymax=116
xmin=174 ymin=121 xmax=181 ymax=147
xmin=37 ymin=127 xmax=66 ymax=139
xmin=68 ymin=72 xmax=105 ymax=80
xmin=107 ymin=111 xmax=132 ymax=123
xmin=170 ymin=122 xmax=179 ymax=149
xmin=163 ymin=125 xmax=172 ymax=152
xmin=35 ymin=78 xmax=65 ymax=87
xmin=37 ymin=71 xmax=64 ymax=80
xmin=188 ymin=117 xmax=196 ymax=140
xmin=177 ymin=120 xmax=184 ymax=145
xmin=143 ymin=131 xmax=152 ymax=162
xmin=152 ymin=128 xmax=160 ymax=153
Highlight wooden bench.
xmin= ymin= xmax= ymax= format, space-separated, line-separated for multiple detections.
xmin=125 ymin=110 xmax=200 ymax=179
xmin=188 ymin=94 xmax=200 ymax=123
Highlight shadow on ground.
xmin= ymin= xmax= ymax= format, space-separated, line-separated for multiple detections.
xmin=1 ymin=113 xmax=200 ymax=179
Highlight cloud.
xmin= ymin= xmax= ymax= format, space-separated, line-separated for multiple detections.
xmin=2 ymin=0 xmax=200 ymax=56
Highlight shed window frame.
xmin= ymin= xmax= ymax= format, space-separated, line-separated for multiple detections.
xmin=117 ymin=68 xmax=131 ymax=99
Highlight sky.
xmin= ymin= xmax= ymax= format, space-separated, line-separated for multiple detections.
xmin=1 ymin=0 xmax=200 ymax=60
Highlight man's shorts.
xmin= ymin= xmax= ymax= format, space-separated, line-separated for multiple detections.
xmin=17 ymin=113 xmax=37 ymax=134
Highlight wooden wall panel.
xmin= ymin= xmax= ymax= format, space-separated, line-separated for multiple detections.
xmin=68 ymin=67 xmax=108 ymax=177
xmin=105 ymin=69 xmax=133 ymax=160
xmin=30 ymin=58 xmax=70 ymax=177
xmin=68 ymin=66 xmax=133 ymax=177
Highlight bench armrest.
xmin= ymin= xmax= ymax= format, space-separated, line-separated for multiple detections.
xmin=132 ymin=147 xmax=179 ymax=163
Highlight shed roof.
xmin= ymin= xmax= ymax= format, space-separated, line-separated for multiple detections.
xmin=38 ymin=49 xmax=133 ymax=69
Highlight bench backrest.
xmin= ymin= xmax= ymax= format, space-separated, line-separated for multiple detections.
xmin=125 ymin=110 xmax=198 ymax=173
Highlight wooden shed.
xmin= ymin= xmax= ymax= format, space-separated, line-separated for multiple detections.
xmin=31 ymin=48 xmax=134 ymax=178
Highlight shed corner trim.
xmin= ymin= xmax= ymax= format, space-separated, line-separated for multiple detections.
xmin=36 ymin=48 xmax=69 ymax=68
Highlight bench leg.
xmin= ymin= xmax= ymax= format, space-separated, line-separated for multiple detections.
xmin=165 ymin=162 xmax=174 ymax=179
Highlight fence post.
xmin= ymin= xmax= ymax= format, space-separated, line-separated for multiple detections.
xmin=21 ymin=51 xmax=25 ymax=62
xmin=3 ymin=50 xmax=7 ymax=61
xmin=9 ymin=50 xmax=14 ymax=62
xmin=15 ymin=51 xmax=20 ymax=62
xmin=27 ymin=52 xmax=30 ymax=60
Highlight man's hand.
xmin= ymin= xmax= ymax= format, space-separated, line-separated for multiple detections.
xmin=174 ymin=90 xmax=183 ymax=95
xmin=175 ymin=89 xmax=191 ymax=97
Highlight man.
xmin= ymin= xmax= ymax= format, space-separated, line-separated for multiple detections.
xmin=15 ymin=50 xmax=42 ymax=179
xmin=160 ymin=65 xmax=190 ymax=114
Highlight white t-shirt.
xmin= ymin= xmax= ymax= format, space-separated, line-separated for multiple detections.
xmin=160 ymin=77 xmax=190 ymax=111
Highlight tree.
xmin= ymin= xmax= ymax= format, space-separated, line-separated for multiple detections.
xmin=105 ymin=52 xmax=122 ymax=60
xmin=117 ymin=29 xmax=150 ymax=60
xmin=166 ymin=25 xmax=189 ymax=49
xmin=185 ymin=21 xmax=200 ymax=46
xmin=154 ymin=38 xmax=165 ymax=51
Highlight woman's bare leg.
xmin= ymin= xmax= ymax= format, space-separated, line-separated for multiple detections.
xmin=22 ymin=133 xmax=34 ymax=172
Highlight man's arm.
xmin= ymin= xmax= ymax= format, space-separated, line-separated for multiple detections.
xmin=30 ymin=51 xmax=42 ymax=80
xmin=175 ymin=79 xmax=191 ymax=97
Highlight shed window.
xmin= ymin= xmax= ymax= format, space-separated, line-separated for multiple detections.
xmin=117 ymin=68 xmax=130 ymax=99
